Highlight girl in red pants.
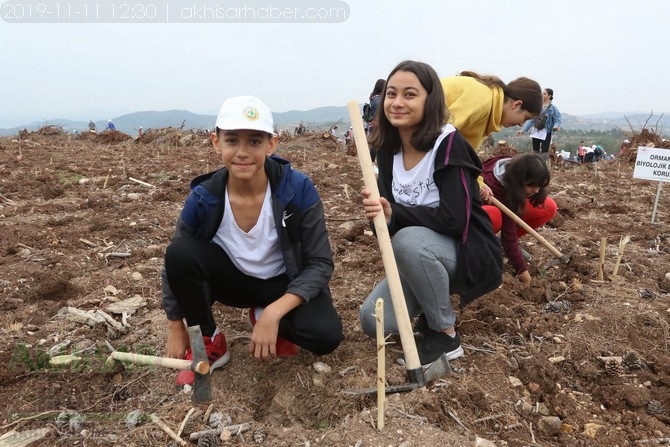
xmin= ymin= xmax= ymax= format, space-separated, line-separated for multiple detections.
xmin=480 ymin=153 xmax=557 ymax=285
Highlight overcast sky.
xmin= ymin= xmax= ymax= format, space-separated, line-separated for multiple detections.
xmin=1 ymin=0 xmax=668 ymax=127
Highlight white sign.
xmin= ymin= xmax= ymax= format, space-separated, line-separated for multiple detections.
xmin=633 ymin=147 xmax=670 ymax=182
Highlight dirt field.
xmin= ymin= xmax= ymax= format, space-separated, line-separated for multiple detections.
xmin=0 ymin=129 xmax=669 ymax=447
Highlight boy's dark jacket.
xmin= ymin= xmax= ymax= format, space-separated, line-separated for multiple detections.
xmin=162 ymin=154 xmax=334 ymax=320
xmin=376 ymin=126 xmax=503 ymax=305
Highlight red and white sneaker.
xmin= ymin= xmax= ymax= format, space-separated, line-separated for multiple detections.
xmin=248 ymin=307 xmax=301 ymax=357
xmin=175 ymin=329 xmax=230 ymax=386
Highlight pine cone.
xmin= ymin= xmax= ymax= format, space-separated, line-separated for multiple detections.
xmin=622 ymin=351 xmax=642 ymax=370
xmin=647 ymin=399 xmax=665 ymax=415
xmin=55 ymin=411 xmax=84 ymax=434
xmin=207 ymin=412 xmax=231 ymax=428
xmin=180 ymin=416 xmax=199 ymax=436
xmin=604 ymin=358 xmax=623 ymax=376
xmin=197 ymin=433 xmax=221 ymax=447
xmin=638 ymin=288 xmax=656 ymax=301
xmin=500 ymin=333 xmax=525 ymax=346
xmin=544 ymin=300 xmax=571 ymax=314
xmin=253 ymin=428 xmax=267 ymax=444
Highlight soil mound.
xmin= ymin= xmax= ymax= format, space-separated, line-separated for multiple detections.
xmin=0 ymin=128 xmax=668 ymax=447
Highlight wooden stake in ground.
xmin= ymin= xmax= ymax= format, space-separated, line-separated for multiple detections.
xmin=612 ymin=235 xmax=631 ymax=277
xmin=103 ymin=168 xmax=111 ymax=189
xmin=597 ymin=237 xmax=606 ymax=281
xmin=375 ymin=298 xmax=386 ymax=432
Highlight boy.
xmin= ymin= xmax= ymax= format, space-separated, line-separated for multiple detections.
xmin=162 ymin=96 xmax=344 ymax=386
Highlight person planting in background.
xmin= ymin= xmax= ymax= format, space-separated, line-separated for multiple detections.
xmin=480 ymin=152 xmax=557 ymax=285
xmin=517 ymin=88 xmax=562 ymax=159
xmin=441 ymin=71 xmax=542 ymax=152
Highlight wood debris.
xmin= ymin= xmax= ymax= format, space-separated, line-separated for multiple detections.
xmin=59 ymin=306 xmax=128 ymax=333
xmin=106 ymin=295 xmax=147 ymax=315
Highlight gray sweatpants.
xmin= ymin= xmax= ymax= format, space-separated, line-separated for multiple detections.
xmin=359 ymin=226 xmax=458 ymax=337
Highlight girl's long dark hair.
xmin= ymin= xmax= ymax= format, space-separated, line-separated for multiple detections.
xmin=371 ymin=60 xmax=447 ymax=153
xmin=370 ymin=79 xmax=385 ymax=99
xmin=502 ymin=153 xmax=551 ymax=214
xmin=459 ymin=71 xmax=543 ymax=116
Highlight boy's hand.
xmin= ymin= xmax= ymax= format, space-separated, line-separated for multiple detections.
xmin=166 ymin=320 xmax=189 ymax=359
xmin=248 ymin=312 xmax=281 ymax=360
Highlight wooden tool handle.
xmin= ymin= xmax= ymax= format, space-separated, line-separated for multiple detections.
xmin=490 ymin=197 xmax=563 ymax=258
xmin=347 ymin=100 xmax=422 ymax=374
xmin=109 ymin=351 xmax=210 ymax=374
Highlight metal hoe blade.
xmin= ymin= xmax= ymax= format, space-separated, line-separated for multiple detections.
xmin=341 ymin=354 xmax=453 ymax=396
xmin=423 ymin=353 xmax=452 ymax=382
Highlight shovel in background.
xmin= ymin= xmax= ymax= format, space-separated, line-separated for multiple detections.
xmin=344 ymin=100 xmax=451 ymax=394
xmin=490 ymin=197 xmax=571 ymax=267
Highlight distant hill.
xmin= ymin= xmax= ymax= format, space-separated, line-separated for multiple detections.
xmin=275 ymin=106 xmax=348 ymax=128
xmin=0 ymin=106 xmax=351 ymax=137
xmin=0 ymin=110 xmax=216 ymax=137
xmin=1 ymin=107 xmax=667 ymax=137
xmin=561 ymin=112 xmax=669 ymax=134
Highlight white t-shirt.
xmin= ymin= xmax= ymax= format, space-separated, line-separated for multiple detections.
xmin=212 ymin=184 xmax=286 ymax=279
xmin=492 ymin=158 xmax=512 ymax=186
xmin=391 ymin=124 xmax=456 ymax=208
xmin=392 ymin=146 xmax=439 ymax=207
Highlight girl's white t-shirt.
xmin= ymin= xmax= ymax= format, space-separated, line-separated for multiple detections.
xmin=391 ymin=125 xmax=456 ymax=208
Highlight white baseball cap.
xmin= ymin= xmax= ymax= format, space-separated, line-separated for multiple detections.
xmin=215 ymin=96 xmax=273 ymax=134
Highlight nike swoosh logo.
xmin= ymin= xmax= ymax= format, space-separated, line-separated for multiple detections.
xmin=282 ymin=212 xmax=294 ymax=227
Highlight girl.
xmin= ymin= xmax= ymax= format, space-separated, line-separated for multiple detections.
xmin=518 ymin=88 xmax=562 ymax=156
xmin=359 ymin=61 xmax=502 ymax=366
xmin=481 ymin=153 xmax=558 ymax=285
xmin=441 ymin=71 xmax=543 ymax=151
xmin=367 ymin=78 xmax=386 ymax=161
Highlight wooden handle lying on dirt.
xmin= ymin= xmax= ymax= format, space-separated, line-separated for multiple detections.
xmin=346 ymin=100 xmax=422 ymax=375
xmin=107 ymin=351 xmax=210 ymax=374
xmin=490 ymin=197 xmax=564 ymax=258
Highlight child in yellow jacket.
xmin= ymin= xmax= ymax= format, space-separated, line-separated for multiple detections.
xmin=441 ymin=71 xmax=542 ymax=151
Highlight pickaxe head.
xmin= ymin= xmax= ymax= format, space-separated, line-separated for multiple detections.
xmin=187 ymin=325 xmax=212 ymax=404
